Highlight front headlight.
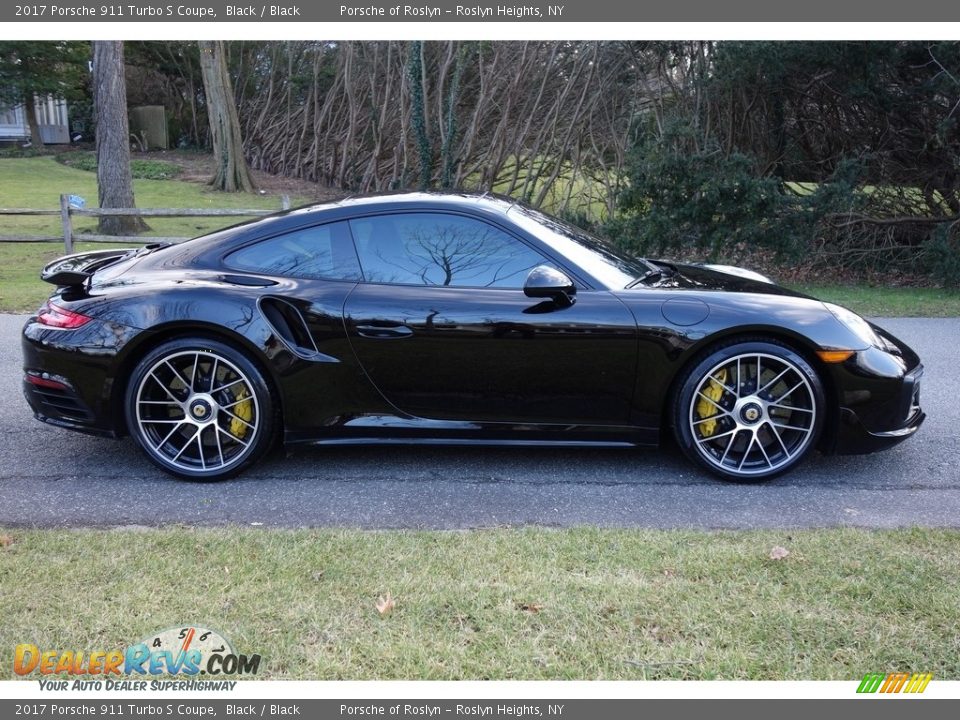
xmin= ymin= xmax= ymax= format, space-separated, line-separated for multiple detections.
xmin=823 ymin=302 xmax=882 ymax=349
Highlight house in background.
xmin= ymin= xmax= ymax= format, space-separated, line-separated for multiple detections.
xmin=0 ymin=95 xmax=70 ymax=144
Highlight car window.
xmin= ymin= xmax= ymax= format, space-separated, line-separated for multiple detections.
xmin=349 ymin=213 xmax=547 ymax=288
xmin=507 ymin=204 xmax=652 ymax=289
xmin=225 ymin=222 xmax=362 ymax=280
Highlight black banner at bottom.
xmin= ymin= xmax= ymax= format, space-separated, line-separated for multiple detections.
xmin=1 ymin=700 xmax=958 ymax=720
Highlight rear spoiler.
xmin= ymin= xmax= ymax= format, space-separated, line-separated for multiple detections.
xmin=40 ymin=248 xmax=135 ymax=289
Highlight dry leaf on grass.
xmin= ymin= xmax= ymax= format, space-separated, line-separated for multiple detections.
xmin=517 ymin=602 xmax=544 ymax=613
xmin=376 ymin=592 xmax=395 ymax=616
xmin=769 ymin=546 xmax=790 ymax=560
xmin=0 ymin=534 xmax=13 ymax=548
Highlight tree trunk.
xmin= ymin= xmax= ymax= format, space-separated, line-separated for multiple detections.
xmin=198 ymin=40 xmax=255 ymax=193
xmin=22 ymin=93 xmax=44 ymax=148
xmin=92 ymin=41 xmax=148 ymax=235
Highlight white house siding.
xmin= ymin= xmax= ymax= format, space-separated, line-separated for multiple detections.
xmin=0 ymin=96 xmax=69 ymax=143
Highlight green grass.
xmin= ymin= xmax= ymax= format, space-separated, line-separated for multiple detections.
xmin=56 ymin=150 xmax=183 ymax=180
xmin=1 ymin=527 xmax=958 ymax=680
xmin=0 ymin=156 xmax=299 ymax=239
xmin=0 ymin=241 xmax=109 ymax=312
xmin=0 ymin=155 xmax=308 ymax=312
xmin=794 ymin=284 xmax=960 ymax=317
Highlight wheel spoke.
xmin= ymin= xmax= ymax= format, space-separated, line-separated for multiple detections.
xmin=695 ymin=391 xmax=730 ymax=415
xmin=695 ymin=427 xmax=738 ymax=444
xmin=171 ymin=428 xmax=201 ymax=463
xmin=719 ymin=430 xmax=738 ymax=466
xmin=212 ymin=378 xmax=245 ymax=395
xmin=765 ymin=421 xmax=790 ymax=458
xmin=693 ymin=415 xmax=731 ymax=426
xmin=214 ymin=423 xmax=225 ymax=467
xmin=220 ymin=407 xmax=255 ymax=430
xmin=756 ymin=432 xmax=773 ymax=468
xmin=190 ymin=353 xmax=200 ymax=392
xmin=208 ymin=358 xmax=218 ymax=393
xmin=155 ymin=421 xmax=188 ymax=451
xmin=737 ymin=434 xmax=755 ymax=471
xmin=774 ymin=380 xmax=805 ymax=403
xmin=772 ymin=421 xmax=812 ymax=433
xmin=758 ymin=367 xmax=790 ymax=395
xmin=769 ymin=403 xmax=813 ymax=413
xmin=709 ymin=372 xmax=738 ymax=397
xmin=197 ymin=428 xmax=207 ymax=471
xmin=164 ymin=360 xmax=192 ymax=392
xmin=150 ymin=372 xmax=184 ymax=404
xmin=221 ymin=397 xmax=252 ymax=410
xmin=218 ymin=424 xmax=250 ymax=448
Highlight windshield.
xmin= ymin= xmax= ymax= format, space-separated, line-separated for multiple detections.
xmin=505 ymin=204 xmax=652 ymax=289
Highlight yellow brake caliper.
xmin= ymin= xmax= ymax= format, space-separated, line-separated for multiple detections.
xmin=695 ymin=369 xmax=728 ymax=437
xmin=229 ymin=385 xmax=253 ymax=439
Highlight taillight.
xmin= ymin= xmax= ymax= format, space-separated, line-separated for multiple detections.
xmin=24 ymin=373 xmax=69 ymax=390
xmin=37 ymin=301 xmax=93 ymax=329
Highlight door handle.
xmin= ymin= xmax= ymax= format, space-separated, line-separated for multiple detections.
xmin=355 ymin=323 xmax=413 ymax=339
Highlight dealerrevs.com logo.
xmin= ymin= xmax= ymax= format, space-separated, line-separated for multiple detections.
xmin=14 ymin=626 xmax=261 ymax=690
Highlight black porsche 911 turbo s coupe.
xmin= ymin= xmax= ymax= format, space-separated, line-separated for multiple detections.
xmin=22 ymin=192 xmax=924 ymax=482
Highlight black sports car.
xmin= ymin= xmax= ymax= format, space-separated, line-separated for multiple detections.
xmin=22 ymin=192 xmax=924 ymax=482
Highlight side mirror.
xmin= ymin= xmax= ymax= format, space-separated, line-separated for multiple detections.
xmin=523 ymin=265 xmax=576 ymax=307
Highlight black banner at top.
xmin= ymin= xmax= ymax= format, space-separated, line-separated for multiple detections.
xmin=4 ymin=0 xmax=960 ymax=22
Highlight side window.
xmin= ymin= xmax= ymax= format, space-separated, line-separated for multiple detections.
xmin=349 ymin=213 xmax=547 ymax=288
xmin=225 ymin=221 xmax=361 ymax=281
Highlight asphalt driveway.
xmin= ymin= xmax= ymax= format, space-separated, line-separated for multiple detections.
xmin=1 ymin=313 xmax=957 ymax=529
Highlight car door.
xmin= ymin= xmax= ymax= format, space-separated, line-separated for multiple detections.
xmin=342 ymin=211 xmax=638 ymax=425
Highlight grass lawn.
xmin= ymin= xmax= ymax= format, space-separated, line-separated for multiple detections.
xmin=0 ymin=241 xmax=121 ymax=312
xmin=793 ymin=284 xmax=960 ymax=318
xmin=0 ymin=155 xmax=308 ymax=312
xmin=1 ymin=527 xmax=958 ymax=680
xmin=0 ymin=156 xmax=299 ymax=239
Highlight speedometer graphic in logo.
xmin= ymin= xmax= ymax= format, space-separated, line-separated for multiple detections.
xmin=141 ymin=626 xmax=234 ymax=658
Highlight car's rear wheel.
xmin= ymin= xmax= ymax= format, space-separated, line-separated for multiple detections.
xmin=125 ymin=338 xmax=275 ymax=481
xmin=673 ymin=340 xmax=824 ymax=481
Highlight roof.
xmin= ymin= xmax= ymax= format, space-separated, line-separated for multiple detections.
xmin=285 ymin=190 xmax=518 ymax=219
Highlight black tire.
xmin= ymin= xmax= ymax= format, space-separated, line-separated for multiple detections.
xmin=125 ymin=337 xmax=276 ymax=481
xmin=672 ymin=340 xmax=825 ymax=482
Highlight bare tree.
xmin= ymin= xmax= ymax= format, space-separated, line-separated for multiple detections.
xmin=92 ymin=41 xmax=148 ymax=235
xmin=198 ymin=40 xmax=255 ymax=192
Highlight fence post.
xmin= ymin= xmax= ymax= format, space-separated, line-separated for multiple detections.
xmin=59 ymin=194 xmax=73 ymax=255
xmin=281 ymin=194 xmax=291 ymax=210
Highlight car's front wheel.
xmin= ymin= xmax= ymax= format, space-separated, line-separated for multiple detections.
xmin=125 ymin=338 xmax=275 ymax=481
xmin=673 ymin=340 xmax=825 ymax=481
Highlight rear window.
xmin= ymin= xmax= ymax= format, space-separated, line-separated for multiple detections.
xmin=225 ymin=222 xmax=362 ymax=281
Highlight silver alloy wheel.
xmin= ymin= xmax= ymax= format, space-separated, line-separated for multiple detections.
xmin=687 ymin=352 xmax=817 ymax=477
xmin=134 ymin=350 xmax=261 ymax=474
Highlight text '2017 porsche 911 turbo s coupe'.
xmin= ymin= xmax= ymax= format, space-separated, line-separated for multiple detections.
xmin=22 ymin=192 xmax=924 ymax=482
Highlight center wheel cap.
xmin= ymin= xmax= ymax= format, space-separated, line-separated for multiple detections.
xmin=740 ymin=402 xmax=763 ymax=424
xmin=189 ymin=398 xmax=213 ymax=422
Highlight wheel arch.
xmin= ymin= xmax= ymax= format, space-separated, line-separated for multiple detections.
xmin=109 ymin=320 xmax=283 ymax=438
xmin=659 ymin=325 xmax=839 ymax=449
